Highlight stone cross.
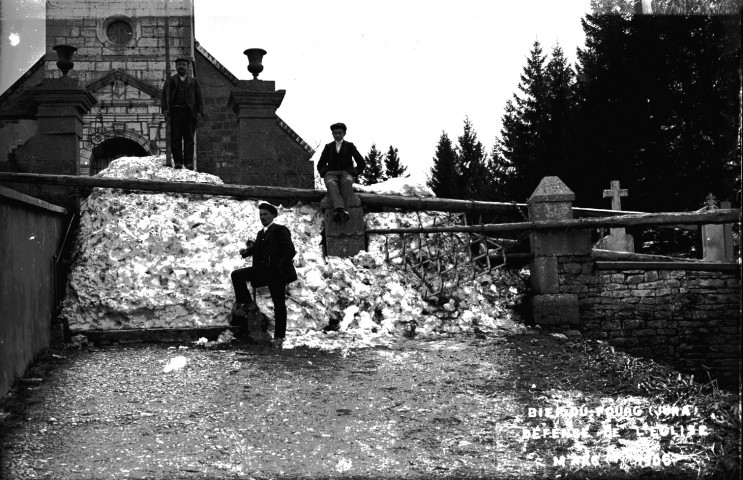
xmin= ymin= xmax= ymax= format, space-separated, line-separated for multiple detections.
xmin=597 ymin=180 xmax=634 ymax=252
xmin=603 ymin=180 xmax=628 ymax=212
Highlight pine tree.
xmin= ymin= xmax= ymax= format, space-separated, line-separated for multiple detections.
xmin=571 ymin=11 xmax=636 ymax=207
xmin=491 ymin=41 xmax=551 ymax=202
xmin=545 ymin=44 xmax=576 ymax=181
xmin=491 ymin=100 xmax=521 ymax=202
xmin=456 ymin=117 xmax=491 ymax=201
xmin=359 ymin=144 xmax=384 ymax=185
xmin=383 ymin=145 xmax=407 ymax=179
xmin=427 ymin=132 xmax=459 ymax=199
xmin=572 ymin=8 xmax=740 ymax=210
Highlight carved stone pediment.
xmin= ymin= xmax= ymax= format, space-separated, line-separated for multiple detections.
xmin=86 ymin=69 xmax=161 ymax=102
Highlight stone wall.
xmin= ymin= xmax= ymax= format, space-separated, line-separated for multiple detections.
xmin=45 ymin=0 xmax=193 ymax=87
xmin=527 ymin=176 xmax=740 ymax=389
xmin=555 ymin=256 xmax=741 ymax=388
xmin=44 ymin=0 xmax=193 ymax=174
xmin=80 ymin=74 xmax=163 ymax=173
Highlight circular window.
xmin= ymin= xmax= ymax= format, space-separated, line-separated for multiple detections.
xmin=106 ymin=20 xmax=133 ymax=45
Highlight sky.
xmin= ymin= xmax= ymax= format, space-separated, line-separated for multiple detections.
xmin=193 ymin=0 xmax=592 ymax=180
xmin=1 ymin=0 xmax=593 ymax=182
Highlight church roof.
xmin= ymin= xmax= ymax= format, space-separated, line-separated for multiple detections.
xmin=195 ymin=41 xmax=315 ymax=156
xmin=0 ymin=56 xmax=45 ymax=119
xmin=2 ymin=45 xmax=315 ymax=156
xmin=277 ymin=116 xmax=315 ymax=155
xmin=195 ymin=42 xmax=239 ymax=86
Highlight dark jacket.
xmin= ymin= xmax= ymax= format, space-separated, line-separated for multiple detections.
xmin=241 ymin=223 xmax=297 ymax=285
xmin=317 ymin=141 xmax=365 ymax=177
xmin=162 ymin=74 xmax=204 ymax=117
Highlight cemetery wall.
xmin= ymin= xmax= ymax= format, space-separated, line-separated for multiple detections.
xmin=0 ymin=188 xmax=67 ymax=398
xmin=555 ymin=255 xmax=741 ymax=388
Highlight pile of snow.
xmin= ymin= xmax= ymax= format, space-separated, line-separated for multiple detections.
xmin=96 ymin=154 xmax=223 ymax=184
xmin=162 ymin=356 xmax=188 ymax=373
xmin=61 ymin=156 xmax=526 ymax=348
xmin=313 ymin=172 xmax=435 ymax=198
xmin=353 ymin=176 xmax=435 ymax=197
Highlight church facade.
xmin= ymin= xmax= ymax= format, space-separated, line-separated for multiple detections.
xmin=0 ymin=0 xmax=314 ymax=187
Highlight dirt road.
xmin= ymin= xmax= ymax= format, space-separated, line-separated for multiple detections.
xmin=0 ymin=333 xmax=732 ymax=479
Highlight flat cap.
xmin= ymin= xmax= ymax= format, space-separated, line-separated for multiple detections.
xmin=258 ymin=202 xmax=278 ymax=216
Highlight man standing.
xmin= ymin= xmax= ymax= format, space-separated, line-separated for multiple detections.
xmin=231 ymin=203 xmax=297 ymax=347
xmin=162 ymin=56 xmax=203 ymax=170
xmin=317 ymin=122 xmax=365 ymax=222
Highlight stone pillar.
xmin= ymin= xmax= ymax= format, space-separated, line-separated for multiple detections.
xmin=32 ymin=78 xmax=97 ymax=175
xmin=227 ymin=80 xmax=286 ymax=185
xmin=321 ymin=194 xmax=365 ymax=257
xmin=527 ymin=176 xmax=592 ymax=328
xmin=9 ymin=77 xmax=96 ymax=209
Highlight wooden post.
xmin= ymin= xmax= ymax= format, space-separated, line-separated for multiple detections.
xmin=634 ymin=0 xmax=653 ymax=14
xmin=702 ymin=194 xmax=735 ymax=262
xmin=163 ymin=6 xmax=172 ymax=167
xmin=189 ymin=5 xmax=197 ymax=172
xmin=191 ymin=58 xmax=198 ymax=173
xmin=720 ymin=201 xmax=734 ymax=261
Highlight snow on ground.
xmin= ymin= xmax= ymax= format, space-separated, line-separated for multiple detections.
xmin=60 ymin=156 xmax=526 ymax=349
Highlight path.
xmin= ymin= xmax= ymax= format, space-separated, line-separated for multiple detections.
xmin=0 ymin=334 xmax=726 ymax=479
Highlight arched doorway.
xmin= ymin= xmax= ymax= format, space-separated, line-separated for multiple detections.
xmin=89 ymin=137 xmax=147 ymax=175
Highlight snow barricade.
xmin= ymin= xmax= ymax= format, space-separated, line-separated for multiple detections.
xmin=61 ymin=156 xmax=526 ymax=347
xmin=353 ymin=176 xmax=435 ymax=197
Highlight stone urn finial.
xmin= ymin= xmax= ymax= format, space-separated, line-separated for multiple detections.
xmin=243 ymin=48 xmax=267 ymax=79
xmin=53 ymin=44 xmax=77 ymax=77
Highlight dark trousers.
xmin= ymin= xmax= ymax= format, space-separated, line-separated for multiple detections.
xmin=170 ymin=106 xmax=195 ymax=166
xmin=231 ymin=267 xmax=287 ymax=339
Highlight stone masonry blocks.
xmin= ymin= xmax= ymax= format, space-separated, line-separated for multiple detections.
xmin=566 ymin=265 xmax=741 ymax=389
xmin=530 ymin=229 xmax=592 ymax=256
xmin=531 ymin=294 xmax=580 ymax=326
xmin=321 ymin=195 xmax=365 ymax=258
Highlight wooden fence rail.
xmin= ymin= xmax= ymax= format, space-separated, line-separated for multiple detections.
xmin=366 ymin=210 xmax=740 ymax=234
xmin=1 ymin=173 xmax=739 ymax=225
xmin=0 ymin=172 xmax=523 ymax=214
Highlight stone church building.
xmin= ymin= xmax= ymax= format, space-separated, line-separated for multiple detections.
xmin=0 ymin=0 xmax=315 ymax=188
